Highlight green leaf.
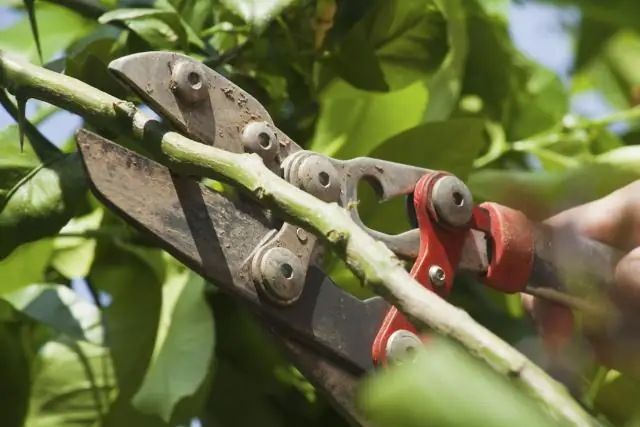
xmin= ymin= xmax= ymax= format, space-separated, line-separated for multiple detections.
xmin=308 ymin=78 xmax=429 ymax=159
xmin=358 ymin=337 xmax=559 ymax=427
xmin=1 ymin=284 xmax=112 ymax=426
xmin=87 ymin=220 xmax=165 ymax=418
xmin=0 ymin=2 xmax=95 ymax=63
xmin=467 ymin=155 xmax=640 ymax=219
xmin=0 ymin=240 xmax=53 ymax=295
xmin=64 ymin=27 xmax=134 ymax=100
xmin=319 ymin=0 xmax=458 ymax=93
xmin=460 ymin=1 xmax=568 ymax=140
xmin=0 ymin=152 xmax=89 ymax=260
xmin=574 ymin=16 xmax=618 ymax=71
xmin=99 ymin=8 xmax=189 ymax=51
xmin=50 ymin=208 xmax=104 ymax=279
xmin=3 ymin=284 xmax=102 ymax=344
xmin=0 ymin=316 xmax=36 ymax=427
xmin=26 ymin=338 xmax=116 ymax=427
xmin=593 ymin=370 xmax=640 ymax=425
xmin=132 ymin=266 xmax=215 ymax=424
xmin=368 ymin=118 xmax=486 ymax=180
xmin=219 ymin=0 xmax=298 ymax=30
xmin=22 ymin=0 xmax=42 ymax=63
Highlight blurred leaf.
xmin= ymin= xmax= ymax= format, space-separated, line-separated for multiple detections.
xmin=308 ymin=78 xmax=429 ymax=159
xmin=460 ymin=1 xmax=568 ymax=140
xmin=0 ymin=319 xmax=35 ymax=427
xmin=99 ymin=8 xmax=189 ymax=51
xmin=64 ymin=26 xmax=133 ymax=100
xmin=467 ymin=150 xmax=640 ymax=220
xmin=205 ymin=293 xmax=327 ymax=427
xmin=220 ymin=0 xmax=298 ymax=30
xmin=88 ymin=216 xmax=165 ymax=421
xmin=319 ymin=0 xmax=461 ymax=94
xmin=50 ymin=208 xmax=104 ymax=279
xmin=0 ymin=153 xmax=89 ymax=260
xmin=132 ymin=266 xmax=215 ymax=424
xmin=0 ymin=240 xmax=53 ymax=295
xmin=574 ymin=16 xmax=618 ymax=71
xmin=368 ymin=118 xmax=485 ymax=180
xmin=0 ymin=2 xmax=94 ymax=63
xmin=26 ymin=338 xmax=116 ymax=427
xmin=3 ymin=284 xmax=102 ymax=344
xmin=23 ymin=0 xmax=42 ymax=63
xmin=358 ymin=337 xmax=559 ymax=427
xmin=593 ymin=369 xmax=640 ymax=425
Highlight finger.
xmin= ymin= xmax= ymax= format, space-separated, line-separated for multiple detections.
xmin=612 ymin=246 xmax=640 ymax=311
xmin=521 ymin=294 xmax=575 ymax=356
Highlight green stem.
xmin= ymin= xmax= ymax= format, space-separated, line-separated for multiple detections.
xmin=0 ymin=50 xmax=599 ymax=427
xmin=583 ymin=366 xmax=609 ymax=410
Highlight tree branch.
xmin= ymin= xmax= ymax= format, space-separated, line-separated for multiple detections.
xmin=0 ymin=50 xmax=597 ymax=427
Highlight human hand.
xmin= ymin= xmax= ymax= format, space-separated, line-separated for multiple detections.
xmin=522 ymin=180 xmax=640 ymax=377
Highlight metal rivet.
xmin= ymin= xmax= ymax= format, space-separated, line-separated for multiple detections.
xmin=171 ymin=60 xmax=207 ymax=103
xmin=428 ymin=265 xmax=446 ymax=288
xmin=296 ymin=228 xmax=308 ymax=243
xmin=297 ymin=155 xmax=341 ymax=202
xmin=385 ymin=329 xmax=422 ymax=364
xmin=242 ymin=122 xmax=278 ymax=157
xmin=430 ymin=175 xmax=473 ymax=227
xmin=257 ymin=247 xmax=304 ymax=305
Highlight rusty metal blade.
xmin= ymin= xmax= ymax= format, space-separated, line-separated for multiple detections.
xmin=108 ymin=51 xmax=274 ymax=153
xmin=75 ymin=128 xmax=389 ymax=375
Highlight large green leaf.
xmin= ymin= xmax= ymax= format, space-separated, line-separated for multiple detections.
xmin=132 ymin=265 xmax=215 ymax=424
xmin=358 ymin=338 xmax=559 ymax=427
xmin=0 ymin=284 xmax=114 ymax=426
xmin=308 ymin=78 xmax=429 ymax=160
xmin=87 ymin=214 xmax=165 ymax=421
xmin=0 ymin=2 xmax=95 ymax=63
xmin=0 ymin=152 xmax=89 ymax=260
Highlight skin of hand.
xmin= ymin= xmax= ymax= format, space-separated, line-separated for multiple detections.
xmin=522 ymin=180 xmax=640 ymax=377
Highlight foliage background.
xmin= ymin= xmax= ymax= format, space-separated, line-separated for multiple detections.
xmin=1 ymin=0 xmax=640 ymax=426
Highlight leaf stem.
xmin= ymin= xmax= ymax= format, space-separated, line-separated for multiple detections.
xmin=0 ymin=49 xmax=599 ymax=427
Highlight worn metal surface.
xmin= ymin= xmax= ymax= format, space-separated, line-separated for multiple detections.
xmin=76 ymin=129 xmax=389 ymax=376
xmin=430 ymin=175 xmax=473 ymax=227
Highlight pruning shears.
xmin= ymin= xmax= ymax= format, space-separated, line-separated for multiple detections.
xmin=74 ymin=52 xmax=624 ymax=426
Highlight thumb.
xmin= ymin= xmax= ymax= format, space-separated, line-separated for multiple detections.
xmin=612 ymin=246 xmax=640 ymax=311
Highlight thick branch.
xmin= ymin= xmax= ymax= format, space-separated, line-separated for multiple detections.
xmin=0 ymin=50 xmax=597 ymax=427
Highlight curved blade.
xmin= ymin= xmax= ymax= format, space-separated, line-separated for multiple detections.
xmin=75 ymin=128 xmax=388 ymax=376
xmin=108 ymin=51 xmax=274 ymax=152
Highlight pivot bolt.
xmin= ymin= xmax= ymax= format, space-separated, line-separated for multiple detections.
xmin=297 ymin=155 xmax=341 ymax=202
xmin=171 ymin=60 xmax=208 ymax=104
xmin=385 ymin=329 xmax=422 ymax=364
xmin=256 ymin=247 xmax=304 ymax=305
xmin=431 ymin=175 xmax=473 ymax=227
xmin=241 ymin=122 xmax=278 ymax=158
xmin=428 ymin=265 xmax=446 ymax=288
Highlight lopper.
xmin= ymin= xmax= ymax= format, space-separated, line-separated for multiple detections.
xmin=74 ymin=52 xmax=624 ymax=426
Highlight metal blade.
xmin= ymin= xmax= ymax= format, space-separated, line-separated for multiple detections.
xmin=75 ymin=128 xmax=388 ymax=375
xmin=108 ymin=51 xmax=275 ymax=153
